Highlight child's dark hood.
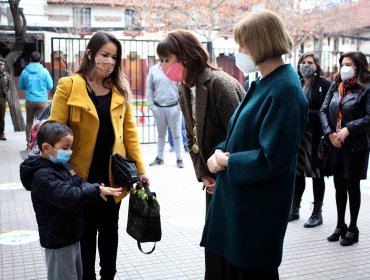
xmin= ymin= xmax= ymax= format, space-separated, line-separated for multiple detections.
xmin=20 ymin=156 xmax=53 ymax=191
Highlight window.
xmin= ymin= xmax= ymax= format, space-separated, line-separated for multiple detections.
xmin=73 ymin=7 xmax=91 ymax=28
xmin=334 ymin=38 xmax=339 ymax=51
xmin=313 ymin=38 xmax=319 ymax=51
xmin=125 ymin=9 xmax=139 ymax=28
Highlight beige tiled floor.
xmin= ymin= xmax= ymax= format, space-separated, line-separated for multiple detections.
xmin=1 ymin=131 xmax=370 ymax=279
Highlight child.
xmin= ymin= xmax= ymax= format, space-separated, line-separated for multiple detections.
xmin=20 ymin=121 xmax=122 ymax=280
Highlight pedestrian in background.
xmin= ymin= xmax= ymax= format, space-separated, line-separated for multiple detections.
xmin=146 ymin=61 xmax=184 ymax=168
xmin=18 ymin=51 xmax=53 ymax=144
xmin=203 ymin=10 xmax=308 ymax=279
xmin=20 ymin=121 xmax=122 ymax=280
xmin=0 ymin=59 xmax=10 ymax=141
xmin=320 ymin=51 xmax=370 ymax=246
xmin=157 ymin=29 xmax=244 ymax=276
xmin=49 ymin=31 xmax=150 ymax=279
xmin=289 ymin=52 xmax=331 ymax=228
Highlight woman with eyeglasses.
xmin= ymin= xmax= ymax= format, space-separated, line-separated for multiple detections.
xmin=320 ymin=51 xmax=370 ymax=246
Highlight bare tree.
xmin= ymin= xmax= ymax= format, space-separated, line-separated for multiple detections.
xmin=1 ymin=0 xmax=25 ymax=131
xmin=136 ymin=0 xmax=254 ymax=41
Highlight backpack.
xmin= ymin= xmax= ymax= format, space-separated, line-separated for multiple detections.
xmin=27 ymin=103 xmax=51 ymax=155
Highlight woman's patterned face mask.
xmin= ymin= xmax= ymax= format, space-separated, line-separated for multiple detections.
xmin=94 ymin=57 xmax=116 ymax=79
xmin=299 ymin=64 xmax=316 ymax=78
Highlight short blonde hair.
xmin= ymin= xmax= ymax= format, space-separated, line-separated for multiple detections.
xmin=234 ymin=10 xmax=293 ymax=64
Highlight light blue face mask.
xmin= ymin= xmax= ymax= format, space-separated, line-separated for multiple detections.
xmin=49 ymin=145 xmax=73 ymax=164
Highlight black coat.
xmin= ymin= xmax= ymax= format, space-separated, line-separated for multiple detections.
xmin=320 ymin=83 xmax=370 ymax=152
xmin=20 ymin=156 xmax=100 ymax=249
xmin=304 ymin=76 xmax=332 ymax=167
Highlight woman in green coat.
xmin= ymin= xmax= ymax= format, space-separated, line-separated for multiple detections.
xmin=201 ymin=10 xmax=308 ymax=279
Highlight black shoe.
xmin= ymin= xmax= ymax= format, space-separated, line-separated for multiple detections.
xmin=0 ymin=134 xmax=6 ymax=141
xmin=288 ymin=212 xmax=299 ymax=221
xmin=176 ymin=159 xmax=184 ymax=168
xmin=340 ymin=228 xmax=359 ymax=246
xmin=304 ymin=202 xmax=323 ymax=228
xmin=327 ymin=224 xmax=348 ymax=242
xmin=149 ymin=157 xmax=164 ymax=166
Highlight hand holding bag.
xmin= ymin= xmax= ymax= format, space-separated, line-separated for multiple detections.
xmin=111 ymin=153 xmax=139 ymax=187
xmin=126 ymin=183 xmax=161 ymax=254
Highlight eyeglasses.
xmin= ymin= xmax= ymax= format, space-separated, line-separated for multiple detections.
xmin=192 ymin=126 xmax=199 ymax=153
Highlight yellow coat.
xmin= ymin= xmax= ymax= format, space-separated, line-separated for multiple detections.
xmin=49 ymin=74 xmax=145 ymax=202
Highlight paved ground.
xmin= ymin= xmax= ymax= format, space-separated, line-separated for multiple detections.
xmin=1 ymin=126 xmax=370 ymax=279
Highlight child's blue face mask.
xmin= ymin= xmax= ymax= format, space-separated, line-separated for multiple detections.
xmin=49 ymin=145 xmax=72 ymax=164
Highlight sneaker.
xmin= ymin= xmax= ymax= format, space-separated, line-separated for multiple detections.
xmin=149 ymin=157 xmax=164 ymax=166
xmin=169 ymin=147 xmax=174 ymax=152
xmin=176 ymin=159 xmax=184 ymax=168
xmin=0 ymin=134 xmax=6 ymax=141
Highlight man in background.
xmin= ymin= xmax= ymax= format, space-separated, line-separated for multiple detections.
xmin=18 ymin=51 xmax=53 ymax=144
xmin=146 ymin=61 xmax=184 ymax=168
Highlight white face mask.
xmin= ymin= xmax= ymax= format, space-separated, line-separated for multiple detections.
xmin=340 ymin=65 xmax=356 ymax=81
xmin=235 ymin=52 xmax=259 ymax=74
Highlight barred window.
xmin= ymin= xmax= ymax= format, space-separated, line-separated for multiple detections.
xmin=73 ymin=7 xmax=91 ymax=28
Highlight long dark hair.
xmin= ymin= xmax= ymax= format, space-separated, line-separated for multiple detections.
xmin=297 ymin=52 xmax=324 ymax=79
xmin=334 ymin=51 xmax=370 ymax=88
xmin=156 ymin=29 xmax=216 ymax=87
xmin=77 ymin=31 xmax=131 ymax=102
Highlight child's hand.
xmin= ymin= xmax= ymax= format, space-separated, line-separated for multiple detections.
xmin=99 ymin=184 xmax=123 ymax=201
xmin=107 ymin=187 xmax=123 ymax=196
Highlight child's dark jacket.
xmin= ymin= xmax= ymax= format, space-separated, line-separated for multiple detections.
xmin=20 ymin=156 xmax=100 ymax=249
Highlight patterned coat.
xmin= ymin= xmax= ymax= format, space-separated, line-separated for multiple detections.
xmin=178 ymin=67 xmax=244 ymax=181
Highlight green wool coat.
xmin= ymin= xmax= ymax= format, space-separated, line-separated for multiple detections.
xmin=200 ymin=64 xmax=308 ymax=270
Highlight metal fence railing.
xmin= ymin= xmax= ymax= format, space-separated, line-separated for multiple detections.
xmin=50 ymin=37 xmax=369 ymax=143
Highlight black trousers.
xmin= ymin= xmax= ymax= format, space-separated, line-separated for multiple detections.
xmin=294 ymin=175 xmax=325 ymax=203
xmin=81 ymin=196 xmax=121 ymax=280
xmin=205 ymin=249 xmax=279 ymax=280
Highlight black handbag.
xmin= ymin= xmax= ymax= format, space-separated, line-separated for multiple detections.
xmin=126 ymin=183 xmax=161 ymax=254
xmin=111 ymin=153 xmax=139 ymax=187
xmin=318 ymin=136 xmax=330 ymax=160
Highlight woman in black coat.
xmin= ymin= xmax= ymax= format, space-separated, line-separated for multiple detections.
xmin=320 ymin=51 xmax=370 ymax=246
xmin=289 ymin=52 xmax=331 ymax=228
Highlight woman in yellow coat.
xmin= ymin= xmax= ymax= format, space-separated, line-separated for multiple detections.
xmin=49 ymin=31 xmax=149 ymax=280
